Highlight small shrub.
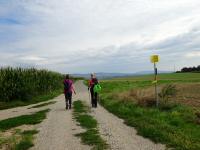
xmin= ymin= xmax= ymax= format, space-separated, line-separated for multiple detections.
xmin=159 ymin=84 xmax=177 ymax=104
xmin=137 ymin=97 xmax=156 ymax=107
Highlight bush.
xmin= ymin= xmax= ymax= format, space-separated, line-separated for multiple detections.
xmin=159 ymin=84 xmax=177 ymax=105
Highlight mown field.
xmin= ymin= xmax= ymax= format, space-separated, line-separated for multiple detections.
xmin=99 ymin=73 xmax=200 ymax=150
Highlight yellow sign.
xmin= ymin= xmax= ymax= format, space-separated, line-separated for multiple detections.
xmin=151 ymin=55 xmax=159 ymax=63
xmin=152 ymin=80 xmax=157 ymax=84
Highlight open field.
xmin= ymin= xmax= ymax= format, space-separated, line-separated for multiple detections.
xmin=101 ymin=73 xmax=200 ymax=108
xmin=109 ymin=73 xmax=200 ymax=82
xmin=99 ymin=73 xmax=200 ymax=150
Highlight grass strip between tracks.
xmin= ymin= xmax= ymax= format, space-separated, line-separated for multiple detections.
xmin=73 ymin=100 xmax=108 ymax=150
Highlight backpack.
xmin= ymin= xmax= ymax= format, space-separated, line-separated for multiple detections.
xmin=94 ymin=83 xmax=102 ymax=93
xmin=64 ymin=80 xmax=72 ymax=91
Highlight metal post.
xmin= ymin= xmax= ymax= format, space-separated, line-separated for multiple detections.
xmin=154 ymin=63 xmax=159 ymax=107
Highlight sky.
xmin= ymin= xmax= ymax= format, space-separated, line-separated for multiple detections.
xmin=0 ymin=0 xmax=200 ymax=73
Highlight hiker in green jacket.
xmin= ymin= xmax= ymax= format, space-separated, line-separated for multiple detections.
xmin=88 ymin=73 xmax=99 ymax=108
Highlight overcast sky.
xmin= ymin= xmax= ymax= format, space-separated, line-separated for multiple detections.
xmin=0 ymin=0 xmax=200 ymax=73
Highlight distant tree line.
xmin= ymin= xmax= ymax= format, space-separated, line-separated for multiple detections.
xmin=176 ymin=65 xmax=200 ymax=73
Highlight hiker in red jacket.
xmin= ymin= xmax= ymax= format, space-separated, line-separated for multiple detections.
xmin=88 ymin=73 xmax=98 ymax=108
xmin=63 ymin=74 xmax=76 ymax=110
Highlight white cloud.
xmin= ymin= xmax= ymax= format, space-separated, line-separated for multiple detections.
xmin=0 ymin=0 xmax=200 ymax=73
xmin=185 ymin=51 xmax=200 ymax=58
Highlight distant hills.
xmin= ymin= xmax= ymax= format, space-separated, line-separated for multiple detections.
xmin=72 ymin=70 xmax=172 ymax=79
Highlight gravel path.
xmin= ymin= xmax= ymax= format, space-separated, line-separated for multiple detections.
xmin=0 ymin=80 xmax=166 ymax=150
xmin=78 ymin=80 xmax=166 ymax=150
xmin=30 ymin=82 xmax=91 ymax=150
xmin=0 ymin=98 xmax=59 ymax=121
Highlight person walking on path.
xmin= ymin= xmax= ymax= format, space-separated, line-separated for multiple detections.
xmin=88 ymin=73 xmax=99 ymax=108
xmin=63 ymin=74 xmax=76 ymax=109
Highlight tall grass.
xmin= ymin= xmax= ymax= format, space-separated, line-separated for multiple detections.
xmin=0 ymin=67 xmax=63 ymax=102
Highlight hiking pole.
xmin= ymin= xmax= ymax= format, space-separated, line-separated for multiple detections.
xmin=88 ymin=88 xmax=91 ymax=105
xmin=98 ymin=93 xmax=100 ymax=103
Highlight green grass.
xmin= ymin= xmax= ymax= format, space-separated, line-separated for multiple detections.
xmin=28 ymin=101 xmax=57 ymax=109
xmin=100 ymin=97 xmax=200 ymax=150
xmin=73 ymin=100 xmax=108 ymax=150
xmin=76 ymin=114 xmax=97 ymax=129
xmin=110 ymin=73 xmax=200 ymax=81
xmin=0 ymin=109 xmax=50 ymax=131
xmin=73 ymin=100 xmax=88 ymax=114
xmin=98 ymin=75 xmax=200 ymax=150
xmin=0 ymin=89 xmax=62 ymax=110
xmin=76 ymin=129 xmax=107 ymax=150
xmin=15 ymin=130 xmax=39 ymax=150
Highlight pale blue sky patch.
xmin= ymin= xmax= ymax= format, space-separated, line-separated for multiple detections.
xmin=0 ymin=18 xmax=20 ymax=25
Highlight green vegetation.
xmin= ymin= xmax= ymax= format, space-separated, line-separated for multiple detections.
xmin=0 ymin=109 xmax=49 ymax=149
xmin=0 ymin=89 xmax=61 ymax=110
xmin=0 ymin=67 xmax=63 ymax=101
xmin=28 ymin=101 xmax=57 ymax=109
xmin=0 ymin=67 xmax=64 ymax=109
xmin=99 ymin=73 xmax=200 ymax=150
xmin=0 ymin=109 xmax=50 ymax=131
xmin=73 ymin=100 xmax=108 ymax=150
xmin=110 ymin=73 xmax=200 ymax=82
xmin=159 ymin=84 xmax=177 ymax=105
xmin=15 ymin=130 xmax=39 ymax=150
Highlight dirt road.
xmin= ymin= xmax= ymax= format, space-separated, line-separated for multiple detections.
xmin=75 ymin=81 xmax=165 ymax=150
xmin=0 ymin=81 xmax=165 ymax=150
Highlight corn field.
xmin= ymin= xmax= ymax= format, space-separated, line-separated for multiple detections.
xmin=0 ymin=67 xmax=64 ymax=102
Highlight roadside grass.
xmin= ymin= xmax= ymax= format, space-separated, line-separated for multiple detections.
xmin=73 ymin=100 xmax=108 ymax=150
xmin=0 ymin=129 xmax=39 ymax=150
xmin=0 ymin=109 xmax=49 ymax=149
xmin=99 ymin=79 xmax=200 ymax=150
xmin=28 ymin=101 xmax=57 ymax=109
xmin=0 ymin=89 xmax=62 ymax=110
xmin=0 ymin=109 xmax=50 ymax=131
xmin=15 ymin=130 xmax=39 ymax=150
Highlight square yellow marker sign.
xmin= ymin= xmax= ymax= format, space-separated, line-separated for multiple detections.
xmin=151 ymin=55 xmax=159 ymax=63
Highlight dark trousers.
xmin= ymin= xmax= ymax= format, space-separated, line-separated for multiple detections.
xmin=65 ymin=92 xmax=72 ymax=109
xmin=90 ymin=88 xmax=98 ymax=107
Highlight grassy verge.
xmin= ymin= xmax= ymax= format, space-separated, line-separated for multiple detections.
xmin=99 ymin=80 xmax=200 ymax=150
xmin=73 ymin=100 xmax=108 ymax=150
xmin=0 ymin=109 xmax=50 ymax=131
xmin=28 ymin=101 xmax=57 ymax=109
xmin=15 ymin=130 xmax=39 ymax=150
xmin=0 ymin=89 xmax=62 ymax=110
xmin=0 ymin=109 xmax=49 ymax=149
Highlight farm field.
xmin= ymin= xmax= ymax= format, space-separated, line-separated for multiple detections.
xmin=99 ymin=73 xmax=200 ymax=150
xmin=110 ymin=73 xmax=200 ymax=81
